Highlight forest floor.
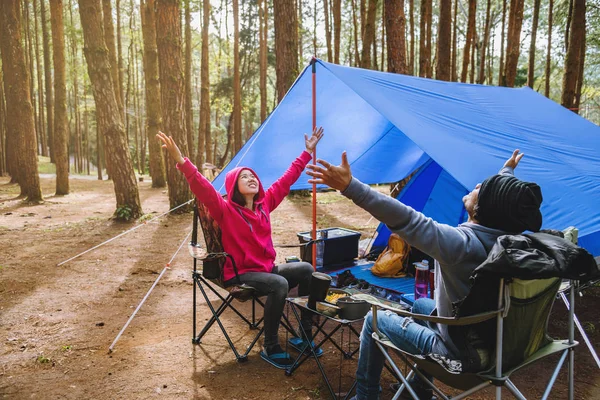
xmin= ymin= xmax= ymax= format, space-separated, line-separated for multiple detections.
xmin=1 ymin=172 xmax=599 ymax=399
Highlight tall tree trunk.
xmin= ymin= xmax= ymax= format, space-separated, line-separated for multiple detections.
xmin=156 ymin=0 xmax=192 ymax=210
xmin=233 ymin=0 xmax=242 ymax=153
xmin=78 ymin=0 xmax=142 ymax=218
xmin=477 ymin=0 xmax=492 ymax=84
xmin=573 ymin=29 xmax=586 ymax=112
xmin=527 ymin=0 xmax=541 ymax=87
xmin=69 ymin=0 xmax=82 ymax=174
xmin=40 ymin=0 xmax=54 ymax=161
xmin=140 ymin=0 xmax=165 ymax=188
xmin=498 ymin=0 xmax=507 ymax=85
xmin=116 ymin=0 xmax=124 ymax=111
xmin=259 ymin=0 xmax=267 ymax=122
xmin=274 ymin=0 xmax=298 ymax=102
xmin=323 ymin=0 xmax=332 ymax=62
xmin=565 ymin=0 xmax=573 ymax=53
xmin=0 ymin=70 xmax=6 ymax=176
xmin=332 ymin=0 xmax=341 ymax=63
xmin=451 ymin=0 xmax=458 ymax=81
xmin=544 ymin=0 xmax=553 ymax=97
xmin=384 ymin=0 xmax=406 ymax=74
xmin=33 ymin=0 xmax=48 ymax=157
xmin=436 ymin=0 xmax=452 ymax=81
xmin=360 ymin=0 xmax=378 ymax=69
xmin=503 ymin=0 xmax=525 ymax=87
xmin=298 ymin=0 xmax=303 ymax=61
xmin=408 ymin=0 xmax=415 ymax=75
xmin=419 ymin=0 xmax=432 ymax=77
xmin=50 ymin=0 xmax=69 ymax=195
xmin=561 ymin=0 xmax=585 ymax=111
xmin=102 ymin=0 xmax=123 ymax=118
xmin=0 ymin=0 xmax=43 ymax=201
xmin=351 ymin=0 xmax=360 ymax=66
xmin=461 ymin=0 xmax=477 ymax=82
xmin=24 ymin=1 xmax=38 ymax=157
xmin=199 ymin=0 xmax=211 ymax=165
xmin=184 ymin=0 xmax=194 ymax=162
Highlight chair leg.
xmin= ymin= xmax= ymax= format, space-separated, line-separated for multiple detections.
xmin=560 ymin=291 xmax=600 ymax=368
xmin=504 ymin=379 xmax=527 ymax=400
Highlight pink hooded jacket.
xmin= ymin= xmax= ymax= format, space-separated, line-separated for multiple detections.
xmin=177 ymin=151 xmax=313 ymax=281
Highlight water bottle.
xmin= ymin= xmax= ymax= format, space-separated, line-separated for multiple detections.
xmin=315 ymin=230 xmax=327 ymax=268
xmin=414 ymin=260 xmax=429 ymax=300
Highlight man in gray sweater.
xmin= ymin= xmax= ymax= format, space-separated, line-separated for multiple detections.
xmin=306 ymin=150 xmax=543 ymax=400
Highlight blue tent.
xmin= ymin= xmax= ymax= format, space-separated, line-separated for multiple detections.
xmin=212 ymin=59 xmax=600 ymax=256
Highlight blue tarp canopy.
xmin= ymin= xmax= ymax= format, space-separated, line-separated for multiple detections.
xmin=212 ymin=59 xmax=600 ymax=256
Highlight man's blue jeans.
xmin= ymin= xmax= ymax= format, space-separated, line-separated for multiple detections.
xmin=354 ymin=298 xmax=437 ymax=400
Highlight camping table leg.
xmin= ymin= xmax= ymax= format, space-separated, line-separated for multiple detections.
xmin=285 ymin=300 xmax=360 ymax=400
xmin=560 ymin=291 xmax=600 ymax=368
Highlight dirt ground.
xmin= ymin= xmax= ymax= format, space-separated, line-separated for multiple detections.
xmin=1 ymin=174 xmax=599 ymax=400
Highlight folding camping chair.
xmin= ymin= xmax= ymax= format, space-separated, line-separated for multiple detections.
xmin=371 ymin=276 xmax=579 ymax=400
xmin=190 ymin=200 xmax=266 ymax=363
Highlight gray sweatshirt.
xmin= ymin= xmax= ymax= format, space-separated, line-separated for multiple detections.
xmin=342 ymin=167 xmax=513 ymax=357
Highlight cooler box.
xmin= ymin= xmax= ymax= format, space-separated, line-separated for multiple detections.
xmin=297 ymin=227 xmax=361 ymax=269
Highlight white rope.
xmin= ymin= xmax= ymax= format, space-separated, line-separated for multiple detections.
xmin=108 ymin=229 xmax=192 ymax=353
xmin=57 ymin=199 xmax=194 ymax=266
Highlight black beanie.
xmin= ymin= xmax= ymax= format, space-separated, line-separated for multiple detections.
xmin=476 ymin=174 xmax=543 ymax=233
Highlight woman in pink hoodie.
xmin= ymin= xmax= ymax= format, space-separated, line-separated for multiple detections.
xmin=157 ymin=128 xmax=323 ymax=369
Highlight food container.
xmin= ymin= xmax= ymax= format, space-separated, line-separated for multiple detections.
xmin=336 ymin=296 xmax=370 ymax=320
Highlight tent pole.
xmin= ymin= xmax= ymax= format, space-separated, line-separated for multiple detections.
xmin=311 ymin=57 xmax=317 ymax=270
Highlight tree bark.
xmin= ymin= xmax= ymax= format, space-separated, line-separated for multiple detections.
xmin=33 ymin=0 xmax=48 ymax=157
xmin=384 ymin=0 xmax=407 ymax=74
xmin=259 ymin=0 xmax=267 ymax=122
xmin=184 ymin=0 xmax=194 ymax=162
xmin=78 ymin=0 xmax=142 ymax=218
xmin=527 ymin=0 xmax=541 ymax=87
xmin=461 ymin=0 xmax=477 ymax=82
xmin=199 ymin=0 xmax=211 ymax=165
xmin=477 ymin=0 xmax=492 ymax=84
xmin=0 ymin=0 xmax=43 ymax=201
xmin=544 ymin=0 xmax=553 ymax=97
xmin=497 ymin=0 xmax=507 ymax=85
xmin=360 ymin=0 xmax=378 ymax=69
xmin=116 ymin=0 xmax=124 ymax=112
xmin=419 ymin=0 xmax=432 ymax=77
xmin=0 ymin=70 xmax=6 ymax=176
xmin=140 ymin=0 xmax=166 ymax=187
xmin=324 ymin=0 xmax=332 ymax=62
xmin=101 ymin=0 xmax=123 ymax=118
xmin=561 ymin=0 xmax=585 ymax=111
xmin=436 ymin=0 xmax=452 ymax=81
xmin=451 ymin=0 xmax=458 ymax=81
xmin=351 ymin=0 xmax=360 ymax=66
xmin=332 ymin=0 xmax=341 ymax=63
xmin=50 ymin=0 xmax=69 ymax=195
xmin=232 ymin=0 xmax=242 ymax=153
xmin=156 ymin=0 xmax=192 ymax=210
xmin=503 ymin=0 xmax=525 ymax=87
xmin=40 ymin=0 xmax=54 ymax=161
xmin=408 ymin=0 xmax=415 ymax=75
xmin=274 ymin=0 xmax=298 ymax=102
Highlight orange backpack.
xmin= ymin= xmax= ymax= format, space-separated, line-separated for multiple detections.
xmin=371 ymin=233 xmax=410 ymax=277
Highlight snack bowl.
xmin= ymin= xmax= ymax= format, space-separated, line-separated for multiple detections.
xmin=336 ymin=296 xmax=371 ymax=320
xmin=325 ymin=288 xmax=350 ymax=304
xmin=316 ymin=301 xmax=340 ymax=317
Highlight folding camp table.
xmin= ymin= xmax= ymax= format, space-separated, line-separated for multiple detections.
xmin=284 ymin=296 xmax=363 ymax=400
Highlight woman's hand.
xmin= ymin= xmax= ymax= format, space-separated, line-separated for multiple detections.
xmin=157 ymin=131 xmax=185 ymax=165
xmin=305 ymin=126 xmax=324 ymax=153
xmin=503 ymin=149 xmax=524 ymax=170
xmin=306 ymin=151 xmax=352 ymax=192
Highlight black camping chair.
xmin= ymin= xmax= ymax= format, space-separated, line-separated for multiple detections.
xmin=190 ymin=200 xmax=296 ymax=362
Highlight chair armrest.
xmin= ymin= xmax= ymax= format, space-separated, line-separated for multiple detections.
xmin=188 ymin=242 xmax=228 ymax=262
xmin=370 ymin=303 xmax=502 ymax=327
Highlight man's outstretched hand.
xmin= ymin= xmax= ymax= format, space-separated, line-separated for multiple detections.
xmin=306 ymin=151 xmax=352 ymax=192
xmin=504 ymin=149 xmax=524 ymax=170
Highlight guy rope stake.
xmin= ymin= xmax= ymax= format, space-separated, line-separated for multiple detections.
xmin=108 ymin=230 xmax=191 ymax=353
